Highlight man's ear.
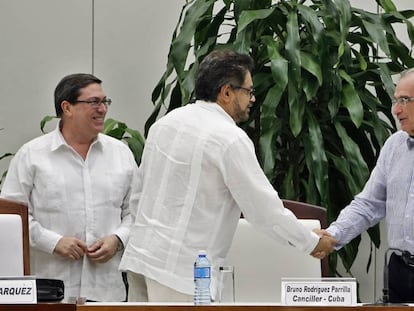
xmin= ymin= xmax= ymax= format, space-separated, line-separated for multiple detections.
xmin=61 ymin=100 xmax=72 ymax=115
xmin=218 ymin=84 xmax=232 ymax=102
xmin=216 ymin=84 xmax=234 ymax=119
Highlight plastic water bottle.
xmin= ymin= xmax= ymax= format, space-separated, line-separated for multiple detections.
xmin=193 ymin=250 xmax=211 ymax=305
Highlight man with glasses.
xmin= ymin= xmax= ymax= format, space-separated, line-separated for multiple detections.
xmin=1 ymin=73 xmax=139 ymax=301
xmin=120 ymin=49 xmax=336 ymax=302
xmin=320 ymin=68 xmax=414 ymax=303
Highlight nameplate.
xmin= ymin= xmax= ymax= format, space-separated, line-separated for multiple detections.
xmin=281 ymin=277 xmax=357 ymax=306
xmin=0 ymin=276 xmax=37 ymax=304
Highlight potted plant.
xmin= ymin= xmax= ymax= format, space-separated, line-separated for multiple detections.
xmin=146 ymin=0 xmax=414 ymax=275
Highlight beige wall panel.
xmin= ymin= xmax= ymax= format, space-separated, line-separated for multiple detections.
xmin=0 ymin=0 xmax=92 ymax=171
xmin=93 ymin=0 xmax=184 ymax=134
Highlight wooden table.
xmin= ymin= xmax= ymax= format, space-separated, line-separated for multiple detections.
xmin=1 ymin=302 xmax=412 ymax=311
xmin=76 ymin=304 xmax=414 ymax=311
xmin=0 ymin=301 xmax=76 ymax=311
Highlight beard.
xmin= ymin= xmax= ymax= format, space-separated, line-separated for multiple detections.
xmin=233 ymin=99 xmax=250 ymax=123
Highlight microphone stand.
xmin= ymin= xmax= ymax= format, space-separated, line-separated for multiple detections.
xmin=377 ymin=247 xmax=407 ymax=305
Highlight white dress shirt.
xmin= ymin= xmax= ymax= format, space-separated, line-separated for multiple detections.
xmin=120 ymin=101 xmax=320 ymax=296
xmin=1 ymin=124 xmax=139 ymax=301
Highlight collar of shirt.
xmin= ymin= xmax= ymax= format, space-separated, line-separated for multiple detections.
xmin=407 ymin=135 xmax=414 ymax=150
xmin=195 ymin=100 xmax=236 ymax=125
xmin=50 ymin=121 xmax=103 ymax=152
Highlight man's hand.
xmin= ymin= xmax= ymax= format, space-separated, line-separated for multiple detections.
xmin=54 ymin=237 xmax=88 ymax=260
xmin=86 ymin=234 xmax=120 ymax=263
xmin=310 ymin=229 xmax=337 ymax=259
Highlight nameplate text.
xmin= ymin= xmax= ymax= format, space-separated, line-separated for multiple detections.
xmin=0 ymin=277 xmax=37 ymax=304
xmin=281 ymin=277 xmax=357 ymax=306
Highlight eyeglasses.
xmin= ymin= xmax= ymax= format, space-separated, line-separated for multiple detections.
xmin=230 ymin=85 xmax=255 ymax=98
xmin=73 ymin=98 xmax=112 ymax=107
xmin=392 ymin=97 xmax=414 ymax=106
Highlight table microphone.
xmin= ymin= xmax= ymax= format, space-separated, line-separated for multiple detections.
xmin=364 ymin=247 xmax=407 ymax=306
xmin=380 ymin=247 xmax=408 ymax=305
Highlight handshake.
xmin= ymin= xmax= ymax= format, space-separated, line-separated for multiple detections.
xmin=310 ymin=229 xmax=337 ymax=259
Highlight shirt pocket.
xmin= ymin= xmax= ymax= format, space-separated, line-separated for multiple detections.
xmin=106 ymin=171 xmax=131 ymax=208
xmin=33 ymin=171 xmax=67 ymax=210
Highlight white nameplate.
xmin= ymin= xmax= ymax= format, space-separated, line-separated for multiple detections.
xmin=0 ymin=276 xmax=37 ymax=304
xmin=281 ymin=277 xmax=357 ymax=306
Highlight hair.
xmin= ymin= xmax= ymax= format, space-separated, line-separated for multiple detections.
xmin=54 ymin=73 xmax=102 ymax=117
xmin=194 ymin=49 xmax=255 ymax=102
xmin=400 ymin=68 xmax=414 ymax=79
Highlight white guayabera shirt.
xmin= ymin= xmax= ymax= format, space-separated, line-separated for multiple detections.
xmin=119 ymin=100 xmax=320 ymax=296
xmin=1 ymin=124 xmax=139 ymax=301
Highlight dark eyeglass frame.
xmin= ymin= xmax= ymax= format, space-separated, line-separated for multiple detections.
xmin=230 ymin=84 xmax=255 ymax=98
xmin=392 ymin=97 xmax=414 ymax=106
xmin=72 ymin=98 xmax=112 ymax=107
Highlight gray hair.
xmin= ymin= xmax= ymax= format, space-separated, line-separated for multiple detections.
xmin=400 ymin=68 xmax=414 ymax=79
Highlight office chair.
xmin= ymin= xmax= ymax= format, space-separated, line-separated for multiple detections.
xmin=0 ymin=197 xmax=30 ymax=275
xmin=226 ymin=199 xmax=328 ymax=302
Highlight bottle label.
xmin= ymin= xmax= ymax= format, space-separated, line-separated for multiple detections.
xmin=194 ymin=266 xmax=210 ymax=278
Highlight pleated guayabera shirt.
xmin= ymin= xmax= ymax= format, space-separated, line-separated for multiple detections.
xmin=1 ymin=125 xmax=139 ymax=301
xmin=119 ymin=100 xmax=320 ymax=296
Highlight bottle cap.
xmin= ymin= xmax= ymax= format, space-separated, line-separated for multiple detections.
xmin=198 ymin=250 xmax=207 ymax=256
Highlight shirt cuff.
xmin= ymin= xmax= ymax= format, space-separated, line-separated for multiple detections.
xmin=326 ymin=226 xmax=344 ymax=250
xmin=115 ymin=234 xmax=124 ymax=251
xmin=40 ymin=232 xmax=63 ymax=254
xmin=300 ymin=231 xmax=321 ymax=255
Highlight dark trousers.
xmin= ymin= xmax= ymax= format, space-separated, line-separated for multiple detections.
xmin=388 ymin=252 xmax=414 ymax=303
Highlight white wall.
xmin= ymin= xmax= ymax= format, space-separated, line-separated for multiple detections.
xmin=0 ymin=0 xmax=411 ymax=304
xmin=0 ymin=0 xmax=184 ymax=173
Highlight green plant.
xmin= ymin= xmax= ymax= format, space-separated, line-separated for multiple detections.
xmin=103 ymin=119 xmax=145 ymax=166
xmin=40 ymin=116 xmax=145 ymax=166
xmin=0 ymin=152 xmax=13 ymax=188
xmin=0 ymin=128 xmax=14 ymax=189
xmin=147 ymin=0 xmax=414 ymax=275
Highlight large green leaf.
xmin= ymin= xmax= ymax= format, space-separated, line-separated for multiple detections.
xmin=124 ymin=137 xmax=144 ymax=166
xmin=341 ymin=80 xmax=364 ymax=128
xmin=40 ymin=115 xmax=58 ymax=133
xmin=360 ymin=12 xmax=391 ymax=57
xmin=297 ymin=4 xmax=324 ymax=44
xmin=378 ymin=0 xmax=397 ymax=12
xmin=0 ymin=153 xmax=13 ymax=161
xmin=333 ymin=0 xmax=352 ymax=62
xmin=301 ymin=51 xmax=323 ymax=86
xmin=377 ymin=62 xmax=395 ymax=99
xmin=286 ymin=10 xmax=303 ymax=137
xmin=170 ymin=0 xmax=215 ymax=77
xmin=303 ymin=110 xmax=329 ymax=204
xmin=237 ymin=8 xmax=275 ymax=34
xmin=327 ymin=151 xmax=359 ymax=195
xmin=334 ymin=121 xmax=369 ymax=190
xmin=260 ymin=85 xmax=285 ymax=177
